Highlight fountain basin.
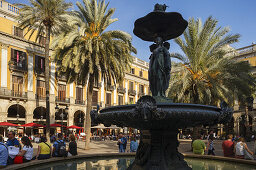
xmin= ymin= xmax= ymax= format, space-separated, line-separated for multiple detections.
xmin=95 ymin=96 xmax=229 ymax=130
xmin=8 ymin=154 xmax=256 ymax=170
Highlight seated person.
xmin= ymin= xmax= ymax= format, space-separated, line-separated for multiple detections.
xmin=53 ymin=133 xmax=66 ymax=157
xmin=35 ymin=136 xmax=52 ymax=160
xmin=17 ymin=136 xmax=33 ymax=163
xmin=0 ymin=135 xmax=8 ymax=168
xmin=6 ymin=131 xmax=20 ymax=165
xmin=192 ymin=135 xmax=206 ymax=155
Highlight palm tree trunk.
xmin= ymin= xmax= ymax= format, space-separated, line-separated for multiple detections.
xmin=45 ymin=26 xmax=51 ymax=142
xmin=84 ymin=76 xmax=94 ymax=149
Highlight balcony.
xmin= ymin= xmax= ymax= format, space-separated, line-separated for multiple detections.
xmin=0 ymin=88 xmax=27 ymax=100
xmin=128 ymin=89 xmax=136 ymax=96
xmin=35 ymin=68 xmax=45 ymax=76
xmin=106 ymin=85 xmax=115 ymax=91
xmin=35 ymin=94 xmax=46 ymax=100
xmin=117 ymin=87 xmax=126 ymax=94
xmin=93 ymin=82 xmax=102 ymax=88
xmin=55 ymin=96 xmax=70 ymax=104
xmin=75 ymin=99 xmax=85 ymax=105
xmin=9 ymin=61 xmax=27 ymax=73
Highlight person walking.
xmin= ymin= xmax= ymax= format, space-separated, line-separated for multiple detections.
xmin=53 ymin=133 xmax=67 ymax=157
xmin=0 ymin=135 xmax=8 ymax=168
xmin=222 ymin=134 xmax=235 ymax=157
xmin=35 ymin=136 xmax=51 ymax=160
xmin=192 ymin=135 xmax=206 ymax=155
xmin=16 ymin=136 xmax=33 ymax=163
xmin=207 ymin=134 xmax=215 ymax=155
xmin=117 ymin=133 xmax=127 ymax=153
xmin=235 ymin=137 xmax=253 ymax=159
xmin=68 ymin=134 xmax=77 ymax=156
xmin=130 ymin=136 xmax=138 ymax=152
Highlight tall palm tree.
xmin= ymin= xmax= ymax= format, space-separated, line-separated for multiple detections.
xmin=168 ymin=16 xmax=255 ymax=142
xmin=168 ymin=16 xmax=255 ymax=105
xmin=51 ymin=0 xmax=136 ymax=149
xmin=16 ymin=0 xmax=72 ymax=140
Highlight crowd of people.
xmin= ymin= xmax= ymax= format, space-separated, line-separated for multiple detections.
xmin=0 ymin=131 xmax=78 ymax=168
xmin=192 ymin=133 xmax=255 ymax=160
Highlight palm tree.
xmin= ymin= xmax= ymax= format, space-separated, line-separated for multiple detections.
xmin=51 ymin=0 xmax=136 ymax=149
xmin=168 ymin=16 xmax=255 ymax=142
xmin=16 ymin=0 xmax=72 ymax=140
xmin=168 ymin=16 xmax=255 ymax=105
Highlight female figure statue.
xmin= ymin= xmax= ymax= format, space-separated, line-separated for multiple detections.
xmin=149 ymin=37 xmax=171 ymax=97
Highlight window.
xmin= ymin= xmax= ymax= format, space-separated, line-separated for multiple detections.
xmin=12 ymin=75 xmax=23 ymax=96
xmin=106 ymin=93 xmax=111 ymax=106
xmin=129 ymin=97 xmax=134 ymax=104
xmin=58 ymin=84 xmax=66 ymax=101
xmin=37 ymin=80 xmax=46 ymax=98
xmin=130 ymin=68 xmax=135 ymax=74
xmin=76 ymin=87 xmax=83 ymax=102
xmin=35 ymin=56 xmax=45 ymax=74
xmin=139 ymin=70 xmax=143 ymax=77
xmin=118 ymin=95 xmax=123 ymax=105
xmin=129 ymin=81 xmax=134 ymax=91
xmin=14 ymin=26 xmax=23 ymax=38
xmin=139 ymin=84 xmax=144 ymax=94
xmin=11 ymin=49 xmax=27 ymax=71
xmin=92 ymin=90 xmax=98 ymax=106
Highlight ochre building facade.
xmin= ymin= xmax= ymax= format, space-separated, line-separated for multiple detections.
xmin=0 ymin=1 xmax=149 ymax=129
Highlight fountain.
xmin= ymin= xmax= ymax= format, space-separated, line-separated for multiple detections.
xmin=91 ymin=3 xmax=233 ymax=170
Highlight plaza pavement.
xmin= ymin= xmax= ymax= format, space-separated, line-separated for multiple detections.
xmin=29 ymin=139 xmax=255 ymax=156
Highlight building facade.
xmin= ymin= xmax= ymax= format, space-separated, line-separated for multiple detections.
xmin=0 ymin=1 xmax=149 ymax=131
xmin=230 ymin=44 xmax=256 ymax=136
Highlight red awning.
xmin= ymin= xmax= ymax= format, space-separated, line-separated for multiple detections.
xmin=0 ymin=122 xmax=20 ymax=127
xmin=67 ymin=125 xmax=83 ymax=129
xmin=21 ymin=123 xmax=45 ymax=127
xmin=50 ymin=123 xmax=67 ymax=127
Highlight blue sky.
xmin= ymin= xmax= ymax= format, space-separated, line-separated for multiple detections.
xmin=9 ymin=0 xmax=256 ymax=62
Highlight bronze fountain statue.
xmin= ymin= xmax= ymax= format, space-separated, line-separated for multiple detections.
xmin=91 ymin=4 xmax=233 ymax=170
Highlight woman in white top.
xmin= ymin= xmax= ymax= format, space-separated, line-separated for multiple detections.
xmin=17 ymin=136 xmax=33 ymax=163
xmin=235 ymin=137 xmax=253 ymax=159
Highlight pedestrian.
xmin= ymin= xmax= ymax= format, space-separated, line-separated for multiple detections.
xmin=0 ymin=135 xmax=8 ymax=168
xmin=16 ymin=136 xmax=33 ymax=163
xmin=6 ymin=131 xmax=20 ymax=165
xmin=52 ymin=133 xmax=67 ymax=157
xmin=222 ymin=134 xmax=235 ymax=157
xmin=130 ymin=136 xmax=138 ymax=152
xmin=68 ymin=134 xmax=77 ymax=156
xmin=207 ymin=134 xmax=215 ymax=155
xmin=192 ymin=135 xmax=206 ymax=155
xmin=35 ymin=136 xmax=51 ymax=160
xmin=117 ymin=133 xmax=127 ymax=153
xmin=235 ymin=137 xmax=253 ymax=159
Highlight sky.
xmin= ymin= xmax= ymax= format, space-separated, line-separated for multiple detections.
xmin=8 ymin=0 xmax=256 ymax=62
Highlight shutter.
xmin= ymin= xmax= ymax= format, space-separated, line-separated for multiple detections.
xmin=11 ymin=48 xmax=14 ymax=61
xmin=35 ymin=55 xmax=38 ymax=72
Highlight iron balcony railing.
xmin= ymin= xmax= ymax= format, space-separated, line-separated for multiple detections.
xmin=117 ymin=86 xmax=126 ymax=94
xmin=0 ymin=88 xmax=27 ymax=99
xmin=75 ymin=99 xmax=85 ymax=105
xmin=128 ymin=89 xmax=136 ymax=96
xmin=35 ymin=94 xmax=46 ymax=100
xmin=55 ymin=96 xmax=70 ymax=103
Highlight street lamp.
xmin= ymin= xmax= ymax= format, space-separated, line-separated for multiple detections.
xmin=55 ymin=105 xmax=68 ymax=135
xmin=16 ymin=113 xmax=20 ymax=124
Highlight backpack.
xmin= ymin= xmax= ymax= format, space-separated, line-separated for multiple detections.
xmin=56 ymin=140 xmax=66 ymax=157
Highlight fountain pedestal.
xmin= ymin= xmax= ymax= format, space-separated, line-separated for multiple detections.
xmin=130 ymin=130 xmax=190 ymax=170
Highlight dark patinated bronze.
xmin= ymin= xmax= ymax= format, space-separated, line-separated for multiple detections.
xmin=90 ymin=4 xmax=233 ymax=170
